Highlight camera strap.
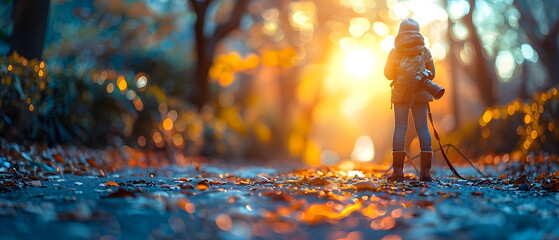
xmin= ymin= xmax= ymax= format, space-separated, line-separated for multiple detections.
xmin=427 ymin=103 xmax=466 ymax=180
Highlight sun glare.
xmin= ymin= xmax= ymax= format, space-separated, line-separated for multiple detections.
xmin=351 ymin=136 xmax=375 ymax=162
xmin=342 ymin=48 xmax=375 ymax=78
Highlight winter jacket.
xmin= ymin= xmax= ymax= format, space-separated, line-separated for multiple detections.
xmin=384 ymin=18 xmax=436 ymax=104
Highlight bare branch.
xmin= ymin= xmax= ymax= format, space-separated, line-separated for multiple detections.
xmin=212 ymin=0 xmax=249 ymax=43
xmin=187 ymin=0 xmax=248 ymax=110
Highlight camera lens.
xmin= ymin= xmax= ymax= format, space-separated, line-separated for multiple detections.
xmin=422 ymin=80 xmax=445 ymax=99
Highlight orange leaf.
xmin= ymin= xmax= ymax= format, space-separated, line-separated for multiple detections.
xmin=196 ymin=183 xmax=209 ymax=190
xmin=106 ymin=181 xmax=119 ymax=187
xmin=512 ymin=175 xmax=530 ymax=186
xmin=86 ymin=158 xmax=98 ymax=169
xmin=354 ymin=181 xmax=379 ymax=192
xmin=53 ymin=154 xmax=64 ymax=164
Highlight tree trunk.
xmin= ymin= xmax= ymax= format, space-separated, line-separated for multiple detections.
xmin=193 ymin=55 xmax=212 ymax=111
xmin=464 ymin=0 xmax=498 ymax=107
xmin=10 ymin=0 xmax=50 ymax=60
xmin=514 ymin=0 xmax=559 ymax=89
xmin=444 ymin=0 xmax=461 ymax=129
xmin=539 ymin=23 xmax=559 ymax=88
xmin=274 ymin=0 xmax=300 ymax=160
xmin=188 ymin=0 xmax=249 ymax=111
xmin=190 ymin=0 xmax=211 ymax=111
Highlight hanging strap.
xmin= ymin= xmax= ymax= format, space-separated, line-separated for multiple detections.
xmin=427 ymin=103 xmax=466 ymax=180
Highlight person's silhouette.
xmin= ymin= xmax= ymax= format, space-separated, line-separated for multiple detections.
xmin=384 ymin=18 xmax=436 ymax=182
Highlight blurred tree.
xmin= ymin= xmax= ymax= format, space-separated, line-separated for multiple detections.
xmin=0 ymin=1 xmax=12 ymax=55
xmin=45 ymin=0 xmax=177 ymax=67
xmin=463 ymin=0 xmax=497 ymax=107
xmin=443 ymin=0 xmax=462 ymax=128
xmin=10 ymin=0 xmax=50 ymax=60
xmin=514 ymin=0 xmax=559 ymax=89
xmin=1 ymin=0 xmax=187 ymax=147
xmin=189 ymin=0 xmax=249 ymax=111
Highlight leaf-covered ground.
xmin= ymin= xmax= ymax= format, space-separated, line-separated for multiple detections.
xmin=1 ymin=158 xmax=559 ymax=240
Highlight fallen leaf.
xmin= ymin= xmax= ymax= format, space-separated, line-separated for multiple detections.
xmin=300 ymin=176 xmax=330 ymax=186
xmin=471 ymin=191 xmax=483 ymax=196
xmin=86 ymin=158 xmax=98 ymax=169
xmin=542 ymin=181 xmax=559 ymax=192
xmin=105 ymin=181 xmax=119 ymax=187
xmin=208 ymin=181 xmax=226 ymax=185
xmin=102 ymin=188 xmax=142 ymax=198
xmin=353 ymin=181 xmax=379 ymax=192
xmin=30 ymin=180 xmax=41 ymax=187
xmin=416 ymin=200 xmax=434 ymax=207
xmin=52 ymin=154 xmax=64 ymax=164
xmin=227 ymin=196 xmax=238 ymax=203
xmin=513 ymin=175 xmax=530 ymax=186
xmin=196 ymin=182 xmax=209 ymax=190
xmin=263 ymin=191 xmax=293 ymax=202
xmin=2 ymin=181 xmax=17 ymax=187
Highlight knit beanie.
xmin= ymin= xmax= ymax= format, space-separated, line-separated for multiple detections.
xmin=398 ymin=18 xmax=420 ymax=34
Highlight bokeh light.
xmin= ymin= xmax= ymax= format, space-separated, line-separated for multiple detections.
xmin=351 ymin=136 xmax=375 ymax=162
xmin=496 ymin=50 xmax=515 ymax=81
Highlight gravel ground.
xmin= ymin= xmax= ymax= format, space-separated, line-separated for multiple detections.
xmin=1 ymin=164 xmax=559 ymax=240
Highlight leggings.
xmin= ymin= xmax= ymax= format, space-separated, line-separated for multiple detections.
xmin=393 ymin=103 xmax=432 ymax=152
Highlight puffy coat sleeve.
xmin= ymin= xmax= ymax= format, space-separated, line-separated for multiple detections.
xmin=384 ymin=49 xmax=399 ymax=81
xmin=424 ymin=49 xmax=436 ymax=80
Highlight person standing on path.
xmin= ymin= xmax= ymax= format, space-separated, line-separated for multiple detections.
xmin=383 ymin=18 xmax=437 ymax=182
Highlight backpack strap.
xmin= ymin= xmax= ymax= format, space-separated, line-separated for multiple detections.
xmin=427 ymin=103 xmax=466 ymax=179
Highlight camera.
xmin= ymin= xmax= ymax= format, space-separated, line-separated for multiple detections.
xmin=415 ymin=69 xmax=445 ymax=100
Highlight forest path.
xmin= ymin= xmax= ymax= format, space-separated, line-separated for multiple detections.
xmin=1 ymin=164 xmax=558 ymax=240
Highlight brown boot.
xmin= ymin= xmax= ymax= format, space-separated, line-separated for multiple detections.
xmin=420 ymin=151 xmax=433 ymax=181
xmin=388 ymin=151 xmax=406 ymax=182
